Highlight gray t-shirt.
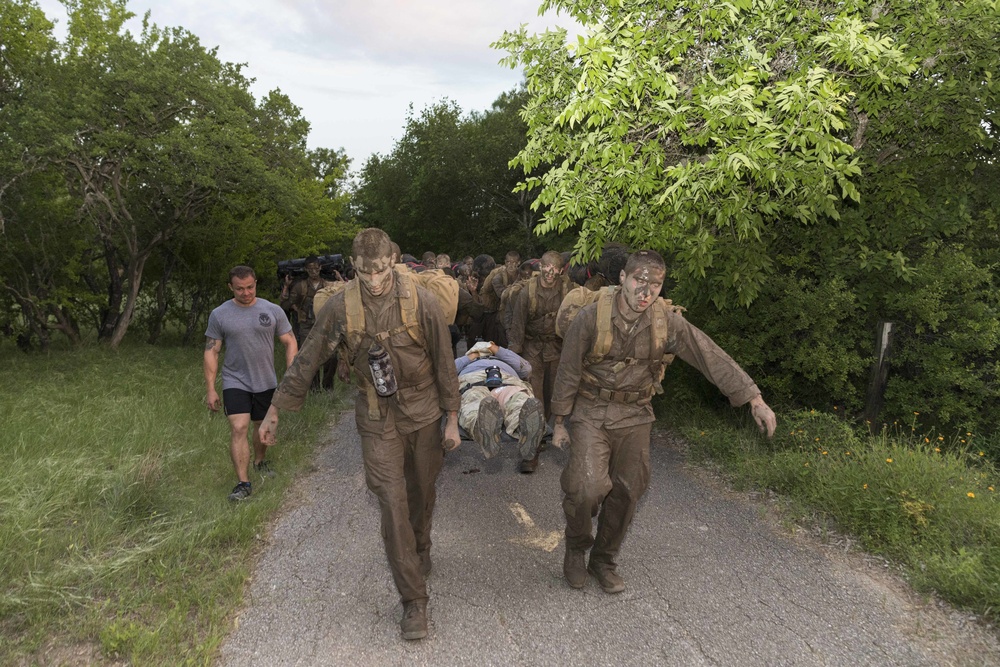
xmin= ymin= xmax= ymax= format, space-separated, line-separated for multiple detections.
xmin=205 ymin=298 xmax=292 ymax=393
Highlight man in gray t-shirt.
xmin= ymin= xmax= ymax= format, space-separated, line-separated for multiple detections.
xmin=204 ymin=265 xmax=297 ymax=501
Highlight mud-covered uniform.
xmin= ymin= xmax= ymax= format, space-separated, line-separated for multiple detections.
xmin=271 ymin=276 xmax=460 ymax=605
xmin=552 ymin=296 xmax=759 ymax=571
xmin=507 ymin=276 xmax=568 ymax=420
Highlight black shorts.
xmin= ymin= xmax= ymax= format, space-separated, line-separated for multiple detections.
xmin=223 ymin=388 xmax=275 ymax=421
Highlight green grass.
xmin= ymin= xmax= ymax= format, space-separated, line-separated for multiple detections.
xmin=0 ymin=342 xmax=346 ymax=665
xmin=657 ymin=392 xmax=1000 ymax=620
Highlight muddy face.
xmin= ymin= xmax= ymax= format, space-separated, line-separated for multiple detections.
xmin=539 ymin=260 xmax=559 ymax=288
xmin=304 ymin=262 xmax=321 ymax=280
xmin=229 ymin=274 xmax=257 ymax=306
xmin=355 ymin=254 xmax=395 ymax=297
xmin=619 ymin=266 xmax=664 ymax=315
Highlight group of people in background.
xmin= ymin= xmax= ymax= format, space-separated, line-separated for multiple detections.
xmin=205 ymin=228 xmax=777 ymax=641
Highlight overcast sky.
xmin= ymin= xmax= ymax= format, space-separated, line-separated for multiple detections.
xmin=36 ymin=0 xmax=580 ymax=172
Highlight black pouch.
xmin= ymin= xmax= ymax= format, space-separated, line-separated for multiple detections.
xmin=484 ymin=365 xmax=503 ymax=389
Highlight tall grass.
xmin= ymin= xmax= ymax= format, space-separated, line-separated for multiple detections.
xmin=1 ymin=343 xmax=343 ymax=665
xmin=657 ymin=393 xmax=1000 ymax=620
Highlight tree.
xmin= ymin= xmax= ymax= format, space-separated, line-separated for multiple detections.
xmin=352 ymin=90 xmax=548 ymax=260
xmin=497 ymin=0 xmax=1000 ymax=432
xmin=1 ymin=0 xmax=356 ymax=348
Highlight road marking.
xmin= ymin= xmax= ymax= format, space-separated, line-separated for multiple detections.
xmin=508 ymin=502 xmax=561 ymax=552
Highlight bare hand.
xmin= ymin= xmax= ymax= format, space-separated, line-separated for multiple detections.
xmin=207 ymin=389 xmax=221 ymax=412
xmin=749 ymin=395 xmax=776 ymax=438
xmin=552 ymin=421 xmax=570 ymax=449
xmin=259 ymin=406 xmax=280 ymax=446
xmin=443 ymin=424 xmax=461 ymax=451
xmin=443 ymin=412 xmax=461 ymax=451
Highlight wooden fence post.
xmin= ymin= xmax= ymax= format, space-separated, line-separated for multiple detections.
xmin=864 ymin=320 xmax=894 ymax=432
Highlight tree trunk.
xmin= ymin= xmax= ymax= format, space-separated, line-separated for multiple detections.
xmin=864 ymin=320 xmax=894 ymax=432
xmin=98 ymin=239 xmax=123 ymax=341
xmin=48 ymin=304 xmax=81 ymax=345
xmin=108 ymin=254 xmax=149 ymax=349
xmin=183 ymin=288 xmax=205 ymax=346
xmin=147 ymin=251 xmax=177 ymax=345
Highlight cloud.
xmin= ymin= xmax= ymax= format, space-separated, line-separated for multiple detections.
xmin=34 ymin=0 xmax=582 ymax=164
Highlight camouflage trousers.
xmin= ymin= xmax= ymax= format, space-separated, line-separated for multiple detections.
xmin=458 ymin=370 xmax=533 ymax=439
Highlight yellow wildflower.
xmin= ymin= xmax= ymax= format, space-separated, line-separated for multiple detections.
xmin=886 ymin=458 xmax=894 ymax=463
xmin=863 ymin=484 xmax=868 ymax=489
xmin=968 ymin=492 xmax=976 ymax=499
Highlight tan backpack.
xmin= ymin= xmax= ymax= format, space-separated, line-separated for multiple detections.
xmin=478 ymin=265 xmax=509 ymax=311
xmin=410 ymin=268 xmax=458 ymax=324
xmin=312 ymin=281 xmax=348 ymax=318
xmin=557 ymin=286 xmax=682 ymax=384
xmin=313 ymin=266 xmax=458 ymax=326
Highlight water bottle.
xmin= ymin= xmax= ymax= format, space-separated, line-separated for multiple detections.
xmin=368 ymin=342 xmax=398 ymax=397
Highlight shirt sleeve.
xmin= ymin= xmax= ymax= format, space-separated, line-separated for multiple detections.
xmin=507 ymin=286 xmax=529 ymax=354
xmin=550 ymin=304 xmax=596 ymax=416
xmin=271 ymin=296 xmax=343 ymax=411
xmin=205 ymin=309 xmax=222 ymax=340
xmin=273 ymin=303 xmax=293 ymax=336
xmin=666 ymin=310 xmax=760 ymax=407
xmin=495 ymin=346 xmax=532 ymax=380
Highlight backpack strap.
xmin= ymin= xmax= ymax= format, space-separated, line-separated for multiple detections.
xmin=591 ymin=286 xmax=617 ymax=360
xmin=344 ymin=270 xmax=426 ymax=420
xmin=527 ymin=277 xmax=538 ymax=319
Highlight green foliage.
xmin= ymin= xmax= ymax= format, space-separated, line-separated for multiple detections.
xmin=0 ymin=0 xmax=354 ymax=349
xmin=500 ymin=0 xmax=1000 ymax=435
xmin=681 ymin=406 xmax=1000 ymax=619
xmin=0 ymin=343 xmax=345 ymax=664
xmin=352 ymin=89 xmax=556 ymax=260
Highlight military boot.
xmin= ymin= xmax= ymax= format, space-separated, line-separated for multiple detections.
xmin=587 ymin=561 xmax=625 ymax=594
xmin=400 ymin=599 xmax=428 ymax=640
xmin=563 ymin=547 xmax=588 ymax=589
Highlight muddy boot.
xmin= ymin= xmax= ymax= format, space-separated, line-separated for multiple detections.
xmin=518 ymin=454 xmax=539 ymax=474
xmin=563 ymin=547 xmax=588 ymax=589
xmin=587 ymin=561 xmax=625 ymax=594
xmin=516 ymin=397 xmax=545 ymax=461
xmin=472 ymin=396 xmax=504 ymax=459
xmin=400 ymin=599 xmax=428 ymax=640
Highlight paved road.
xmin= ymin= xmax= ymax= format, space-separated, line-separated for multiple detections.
xmin=219 ymin=409 xmax=999 ymax=666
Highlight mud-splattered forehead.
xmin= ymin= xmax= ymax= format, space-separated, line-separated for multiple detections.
xmin=623 ymin=250 xmax=665 ymax=279
xmin=352 ymin=228 xmax=393 ymax=263
xmin=539 ymin=250 xmax=565 ymax=269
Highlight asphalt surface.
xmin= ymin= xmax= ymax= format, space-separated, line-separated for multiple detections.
xmin=218 ymin=408 xmax=1000 ymax=666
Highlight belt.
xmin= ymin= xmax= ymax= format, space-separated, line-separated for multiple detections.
xmin=579 ymin=384 xmax=655 ymax=404
xmin=460 ymin=380 xmax=510 ymax=394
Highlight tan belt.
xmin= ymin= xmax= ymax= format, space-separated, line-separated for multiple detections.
xmin=579 ymin=384 xmax=656 ymax=404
